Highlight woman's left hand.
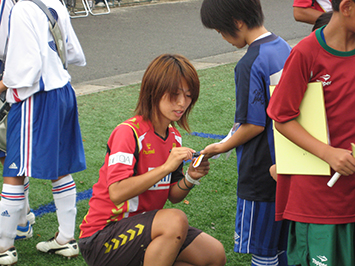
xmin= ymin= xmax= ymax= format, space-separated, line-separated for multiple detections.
xmin=188 ymin=159 xmax=210 ymax=180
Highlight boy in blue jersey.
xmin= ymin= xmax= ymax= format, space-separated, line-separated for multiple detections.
xmin=200 ymin=0 xmax=292 ymax=265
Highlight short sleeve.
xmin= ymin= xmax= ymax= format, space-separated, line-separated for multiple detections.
xmin=105 ymin=125 xmax=139 ymax=187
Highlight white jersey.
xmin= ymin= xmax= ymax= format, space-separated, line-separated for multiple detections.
xmin=316 ymin=0 xmax=332 ymax=12
xmin=2 ymin=0 xmax=86 ymax=103
xmin=0 ymin=0 xmax=15 ymax=61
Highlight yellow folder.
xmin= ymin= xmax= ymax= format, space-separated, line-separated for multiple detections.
xmin=270 ymin=82 xmax=330 ymax=175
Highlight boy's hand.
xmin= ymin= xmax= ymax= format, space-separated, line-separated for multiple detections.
xmin=269 ymin=164 xmax=277 ymax=181
xmin=201 ymin=143 xmax=222 ymax=159
xmin=324 ymin=146 xmax=355 ymax=176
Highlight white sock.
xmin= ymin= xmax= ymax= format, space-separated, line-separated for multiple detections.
xmin=19 ymin=176 xmax=30 ymax=225
xmin=252 ymin=254 xmax=279 ymax=266
xmin=52 ymin=174 xmax=77 ymax=245
xmin=0 ymin=184 xmax=25 ymax=251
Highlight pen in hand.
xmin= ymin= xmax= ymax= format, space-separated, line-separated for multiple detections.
xmin=327 ymin=143 xmax=355 ymax=188
xmin=327 ymin=172 xmax=340 ymax=187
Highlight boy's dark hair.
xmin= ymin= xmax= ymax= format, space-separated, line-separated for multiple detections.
xmin=332 ymin=0 xmax=341 ymax=11
xmin=200 ymin=0 xmax=264 ymax=37
xmin=312 ymin=11 xmax=332 ymax=31
xmin=135 ymin=54 xmax=199 ymax=132
xmin=331 ymin=0 xmax=355 ymax=11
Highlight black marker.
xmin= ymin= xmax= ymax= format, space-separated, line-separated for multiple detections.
xmin=169 ymin=150 xmax=200 ymax=158
xmin=192 ymin=152 xmax=201 ymax=158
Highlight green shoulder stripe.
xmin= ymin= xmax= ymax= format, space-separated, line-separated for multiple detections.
xmin=316 ymin=26 xmax=355 ymax=57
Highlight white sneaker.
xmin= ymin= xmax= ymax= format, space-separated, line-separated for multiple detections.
xmin=15 ymin=221 xmax=33 ymax=240
xmin=36 ymin=235 xmax=79 ymax=258
xmin=0 ymin=247 xmax=18 ymax=265
xmin=26 ymin=210 xmax=35 ymax=225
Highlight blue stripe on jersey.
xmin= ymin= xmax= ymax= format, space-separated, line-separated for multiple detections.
xmin=0 ymin=0 xmax=6 ymax=26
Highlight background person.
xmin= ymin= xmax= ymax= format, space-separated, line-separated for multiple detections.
xmin=293 ymin=0 xmax=332 ymax=24
xmin=0 ymin=0 xmax=86 ymax=264
xmin=0 ymin=0 xmax=35 ymax=241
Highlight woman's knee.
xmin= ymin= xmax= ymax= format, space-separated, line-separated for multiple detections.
xmin=213 ymin=240 xmax=226 ymax=266
xmin=177 ymin=232 xmax=226 ymax=266
xmin=199 ymin=235 xmax=226 ymax=266
xmin=152 ymin=209 xmax=189 ymax=238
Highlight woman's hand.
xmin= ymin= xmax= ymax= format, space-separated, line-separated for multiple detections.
xmin=188 ymin=159 xmax=210 ymax=180
xmin=163 ymin=147 xmax=195 ymax=173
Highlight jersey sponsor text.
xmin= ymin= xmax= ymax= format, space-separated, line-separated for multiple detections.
xmin=108 ymin=152 xmax=134 ymax=166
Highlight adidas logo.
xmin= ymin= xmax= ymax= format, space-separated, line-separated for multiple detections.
xmin=1 ymin=210 xmax=10 ymax=217
xmin=9 ymin=163 xmax=18 ymax=169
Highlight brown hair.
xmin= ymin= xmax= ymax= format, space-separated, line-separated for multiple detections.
xmin=135 ymin=54 xmax=199 ymax=132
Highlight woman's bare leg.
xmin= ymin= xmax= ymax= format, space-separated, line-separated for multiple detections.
xmin=144 ymin=209 xmax=189 ymax=266
xmin=174 ymin=232 xmax=226 ymax=266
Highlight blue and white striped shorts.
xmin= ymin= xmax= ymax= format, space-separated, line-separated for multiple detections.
xmin=3 ymin=83 xmax=86 ymax=179
xmin=234 ymin=197 xmax=289 ymax=256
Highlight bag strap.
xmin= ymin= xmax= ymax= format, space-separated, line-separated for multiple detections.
xmin=29 ymin=0 xmax=56 ymax=27
xmin=1 ymin=0 xmax=68 ymax=80
xmin=26 ymin=0 xmax=68 ymax=69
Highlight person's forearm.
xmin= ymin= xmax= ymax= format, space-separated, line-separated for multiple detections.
xmin=218 ymin=123 xmax=264 ymax=153
xmin=169 ymin=160 xmax=210 ymax=203
xmin=275 ymin=120 xmax=329 ymax=161
xmin=169 ymin=177 xmax=191 ymax=203
xmin=0 ymin=80 xmax=7 ymax=93
xmin=275 ymin=120 xmax=355 ymax=175
xmin=293 ymin=7 xmax=323 ymax=24
xmin=109 ymin=164 xmax=172 ymax=205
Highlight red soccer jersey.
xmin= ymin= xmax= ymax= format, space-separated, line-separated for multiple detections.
xmin=79 ymin=116 xmax=183 ymax=238
xmin=267 ymin=28 xmax=355 ymax=224
xmin=293 ymin=0 xmax=332 ymax=12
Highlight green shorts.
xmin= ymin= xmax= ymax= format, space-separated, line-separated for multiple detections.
xmin=287 ymin=221 xmax=355 ymax=266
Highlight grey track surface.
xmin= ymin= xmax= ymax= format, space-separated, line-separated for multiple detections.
xmin=69 ymin=0 xmax=313 ymax=96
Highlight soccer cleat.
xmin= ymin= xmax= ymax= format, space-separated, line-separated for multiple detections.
xmin=0 ymin=247 xmax=18 ymax=265
xmin=36 ymin=235 xmax=79 ymax=258
xmin=26 ymin=210 xmax=35 ymax=225
xmin=15 ymin=221 xmax=33 ymax=240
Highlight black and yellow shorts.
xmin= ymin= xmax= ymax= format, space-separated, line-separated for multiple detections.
xmin=79 ymin=210 xmax=202 ymax=266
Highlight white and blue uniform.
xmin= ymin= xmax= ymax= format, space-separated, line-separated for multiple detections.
xmin=0 ymin=0 xmax=13 ymax=60
xmin=0 ymin=0 xmax=15 ymax=158
xmin=233 ymin=33 xmax=291 ymax=264
xmin=2 ymin=0 xmax=86 ymax=179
